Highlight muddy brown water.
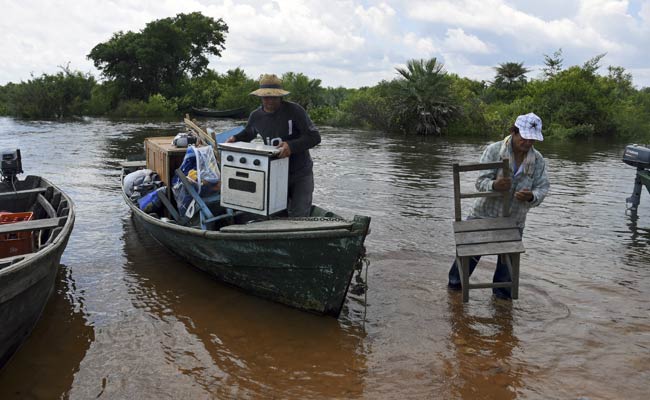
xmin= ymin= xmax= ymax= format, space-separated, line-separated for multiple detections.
xmin=0 ymin=117 xmax=648 ymax=399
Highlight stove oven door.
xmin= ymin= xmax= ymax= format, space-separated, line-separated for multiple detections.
xmin=221 ymin=166 xmax=266 ymax=211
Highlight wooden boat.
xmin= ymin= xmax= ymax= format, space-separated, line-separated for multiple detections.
xmin=191 ymin=106 xmax=247 ymax=118
xmin=0 ymin=175 xmax=75 ymax=369
xmin=121 ymin=165 xmax=370 ymax=317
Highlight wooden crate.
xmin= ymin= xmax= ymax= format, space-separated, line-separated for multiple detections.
xmin=144 ymin=137 xmax=188 ymax=187
xmin=0 ymin=211 xmax=35 ymax=258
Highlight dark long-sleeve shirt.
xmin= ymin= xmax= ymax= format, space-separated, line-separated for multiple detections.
xmin=233 ymin=101 xmax=321 ymax=178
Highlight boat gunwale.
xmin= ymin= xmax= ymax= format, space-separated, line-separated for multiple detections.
xmin=120 ymin=172 xmax=369 ymax=240
xmin=0 ymin=177 xmax=75 ymax=277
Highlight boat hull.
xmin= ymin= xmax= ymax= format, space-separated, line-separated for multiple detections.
xmin=0 ymin=176 xmax=75 ymax=369
xmin=125 ymin=188 xmax=370 ymax=317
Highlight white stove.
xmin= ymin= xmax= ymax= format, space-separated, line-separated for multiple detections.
xmin=218 ymin=142 xmax=289 ymax=216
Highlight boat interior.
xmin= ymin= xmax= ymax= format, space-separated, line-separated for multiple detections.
xmin=122 ymin=163 xmax=350 ymax=233
xmin=0 ymin=176 xmax=72 ymax=269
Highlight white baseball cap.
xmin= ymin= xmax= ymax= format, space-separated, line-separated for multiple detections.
xmin=514 ymin=113 xmax=543 ymax=141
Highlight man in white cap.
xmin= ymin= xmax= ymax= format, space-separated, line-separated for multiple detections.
xmin=227 ymin=74 xmax=321 ymax=217
xmin=448 ymin=112 xmax=550 ymax=299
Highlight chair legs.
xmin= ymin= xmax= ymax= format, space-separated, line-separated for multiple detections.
xmin=456 ymin=256 xmax=470 ymax=302
xmin=456 ymin=253 xmax=520 ymax=302
xmin=510 ymin=253 xmax=520 ymax=300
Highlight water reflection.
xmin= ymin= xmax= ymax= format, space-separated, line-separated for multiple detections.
xmin=0 ymin=265 xmax=94 ymax=399
xmin=445 ymin=296 xmax=521 ymax=400
xmin=121 ymin=217 xmax=368 ymax=398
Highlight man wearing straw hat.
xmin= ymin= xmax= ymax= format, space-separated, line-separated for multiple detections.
xmin=227 ymin=74 xmax=321 ymax=217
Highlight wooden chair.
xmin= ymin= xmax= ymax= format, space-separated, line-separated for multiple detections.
xmin=452 ymin=159 xmax=524 ymax=302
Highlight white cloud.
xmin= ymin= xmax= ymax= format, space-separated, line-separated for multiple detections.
xmin=355 ymin=2 xmax=397 ymax=36
xmin=402 ymin=33 xmax=438 ymax=55
xmin=443 ymin=28 xmax=492 ymax=54
xmin=0 ymin=0 xmax=648 ymax=88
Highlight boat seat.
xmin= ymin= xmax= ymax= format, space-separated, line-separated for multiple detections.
xmin=220 ymin=219 xmax=353 ymax=233
xmin=0 ymin=217 xmax=65 ymax=235
xmin=0 ymin=188 xmax=47 ymax=199
xmin=452 ymin=159 xmax=525 ymax=302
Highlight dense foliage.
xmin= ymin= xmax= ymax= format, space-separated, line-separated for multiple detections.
xmin=1 ymin=11 xmax=649 ymax=142
xmin=87 ymin=12 xmax=228 ymax=101
xmin=0 ymin=65 xmax=95 ymax=118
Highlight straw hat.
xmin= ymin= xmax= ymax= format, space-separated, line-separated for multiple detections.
xmin=250 ymin=74 xmax=290 ymax=97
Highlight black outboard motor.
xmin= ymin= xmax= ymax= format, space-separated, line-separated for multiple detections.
xmin=1 ymin=149 xmax=23 ymax=183
xmin=623 ymin=144 xmax=650 ymax=213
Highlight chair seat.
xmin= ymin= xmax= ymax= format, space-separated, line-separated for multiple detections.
xmin=452 ymin=217 xmax=524 ymax=302
xmin=456 ymin=240 xmax=525 ymax=257
xmin=452 ymin=216 xmax=518 ymax=232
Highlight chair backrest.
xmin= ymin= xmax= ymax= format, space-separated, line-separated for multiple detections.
xmin=452 ymin=159 xmax=511 ymax=221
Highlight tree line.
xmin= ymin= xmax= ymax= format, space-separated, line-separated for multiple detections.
xmin=1 ymin=12 xmax=649 ymax=141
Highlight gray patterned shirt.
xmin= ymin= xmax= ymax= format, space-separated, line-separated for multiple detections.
xmin=468 ymin=139 xmax=550 ymax=229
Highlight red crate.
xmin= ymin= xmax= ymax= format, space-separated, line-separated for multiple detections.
xmin=0 ymin=211 xmax=35 ymax=258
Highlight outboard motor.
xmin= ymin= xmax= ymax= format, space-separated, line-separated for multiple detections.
xmin=622 ymin=144 xmax=650 ymax=214
xmin=1 ymin=149 xmax=23 ymax=183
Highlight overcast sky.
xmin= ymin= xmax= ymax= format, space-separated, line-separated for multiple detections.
xmin=1 ymin=0 xmax=649 ymax=88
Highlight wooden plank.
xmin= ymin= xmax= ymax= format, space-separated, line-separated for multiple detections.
xmin=459 ymin=192 xmax=503 ymax=199
xmin=184 ymin=116 xmax=222 ymax=168
xmin=456 ymin=161 xmax=505 ymax=172
xmin=501 ymin=159 xmax=511 ymax=217
xmin=0 ymin=217 xmax=63 ymax=235
xmin=0 ymin=187 xmax=46 ymax=199
xmin=156 ymin=189 xmax=181 ymax=222
xmin=220 ymin=219 xmax=353 ymax=233
xmin=460 ymin=256 xmax=470 ymax=302
xmin=456 ymin=240 xmax=525 ymax=257
xmin=455 ymin=228 xmax=521 ymax=245
xmin=508 ymin=253 xmax=520 ymax=299
xmin=453 ymin=217 xmax=519 ymax=233
xmin=184 ymin=116 xmax=215 ymax=146
xmin=453 ymin=164 xmax=461 ymax=221
xmin=467 ymin=282 xmax=512 ymax=289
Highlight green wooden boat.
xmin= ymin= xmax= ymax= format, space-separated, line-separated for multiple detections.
xmin=121 ymin=169 xmax=371 ymax=317
xmin=191 ymin=106 xmax=247 ymax=118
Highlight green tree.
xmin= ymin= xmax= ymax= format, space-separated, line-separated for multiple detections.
xmin=493 ymin=62 xmax=530 ymax=88
xmin=88 ymin=12 xmax=228 ymax=100
xmin=4 ymin=66 xmax=95 ymax=118
xmin=282 ymin=72 xmax=323 ymax=109
xmin=393 ymin=58 xmax=457 ymax=135
xmin=582 ymin=53 xmax=606 ymax=74
xmin=542 ymin=48 xmax=563 ymax=79
xmin=214 ymin=68 xmax=258 ymax=111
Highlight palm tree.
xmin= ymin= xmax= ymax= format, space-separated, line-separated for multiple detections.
xmin=493 ymin=62 xmax=530 ymax=88
xmin=393 ymin=58 xmax=457 ymax=135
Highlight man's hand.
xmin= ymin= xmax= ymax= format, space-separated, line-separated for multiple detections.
xmin=277 ymin=142 xmax=291 ymax=158
xmin=515 ymin=188 xmax=534 ymax=202
xmin=225 ymin=136 xmax=237 ymax=143
xmin=493 ymin=176 xmax=512 ymax=192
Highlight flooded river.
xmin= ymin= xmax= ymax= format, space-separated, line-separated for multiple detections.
xmin=0 ymin=116 xmax=648 ymax=399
